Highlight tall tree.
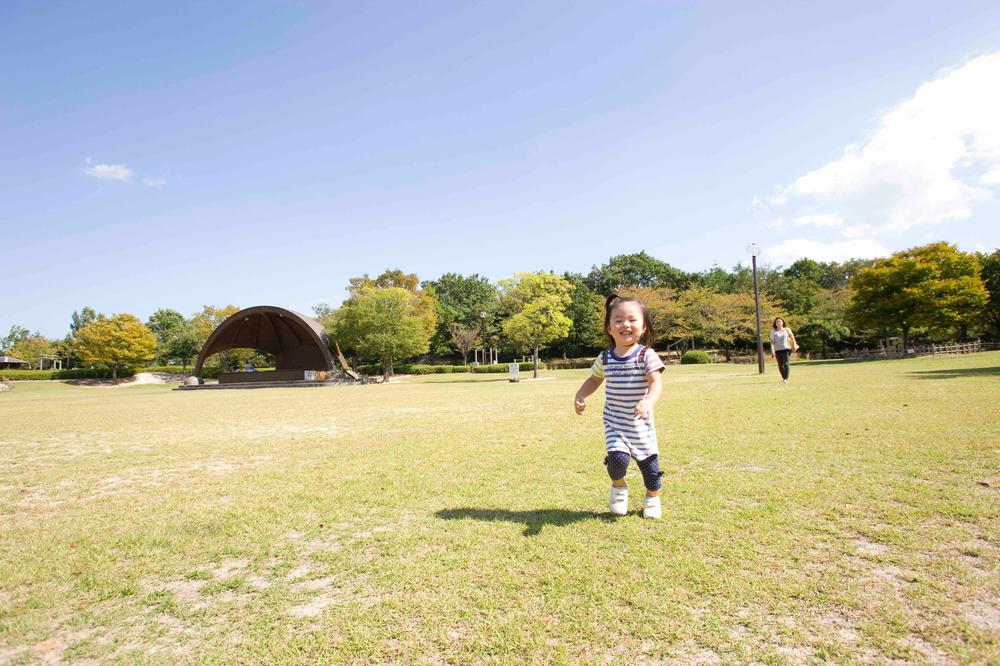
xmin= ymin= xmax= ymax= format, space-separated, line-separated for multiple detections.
xmin=551 ymin=273 xmax=605 ymax=358
xmin=619 ymin=286 xmax=684 ymax=346
xmin=422 ymin=273 xmax=499 ymax=356
xmin=75 ymin=314 xmax=157 ymax=379
xmin=848 ymin=242 xmax=987 ymax=350
xmin=978 ymin=249 xmax=1000 ymax=340
xmin=70 ymin=307 xmax=98 ymax=336
xmin=10 ymin=334 xmax=53 ymax=366
xmin=795 ymin=288 xmax=852 ymax=358
xmin=335 ymin=286 xmax=435 ymax=380
xmin=165 ymin=321 xmax=201 ymax=371
xmin=1 ymin=325 xmax=30 ymax=354
xmin=499 ymin=272 xmax=572 ymax=378
xmin=585 ymin=251 xmax=690 ymax=293
xmin=146 ymin=308 xmax=188 ymax=364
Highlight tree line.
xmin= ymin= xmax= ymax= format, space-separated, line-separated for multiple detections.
xmin=3 ymin=242 xmax=997 ymax=378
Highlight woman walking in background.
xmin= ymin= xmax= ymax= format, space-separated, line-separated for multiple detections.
xmin=769 ymin=317 xmax=798 ymax=384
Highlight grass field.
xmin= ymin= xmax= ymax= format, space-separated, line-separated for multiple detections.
xmin=1 ymin=353 xmax=998 ymax=664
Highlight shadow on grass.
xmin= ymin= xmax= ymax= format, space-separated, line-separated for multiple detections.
xmin=908 ymin=366 xmax=1000 ymax=380
xmin=413 ymin=377 xmax=510 ymax=384
xmin=435 ymin=507 xmax=614 ymax=536
xmin=793 ymin=358 xmax=873 ymax=367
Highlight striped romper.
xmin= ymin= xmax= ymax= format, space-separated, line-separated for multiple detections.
xmin=591 ymin=345 xmax=665 ymax=487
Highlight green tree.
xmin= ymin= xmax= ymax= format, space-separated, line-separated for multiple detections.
xmin=550 ymin=273 xmax=605 ymax=358
xmin=499 ymin=272 xmax=572 ymax=378
xmin=10 ymin=334 xmax=53 ymax=366
xmin=678 ymin=287 xmax=776 ymax=359
xmin=848 ymin=242 xmax=987 ymax=350
xmin=422 ymin=273 xmax=499 ymax=356
xmin=146 ymin=308 xmax=188 ymax=364
xmin=766 ymin=274 xmax=818 ymax=315
xmin=70 ymin=307 xmax=98 ymax=336
xmin=1 ymin=325 xmax=30 ymax=354
xmin=978 ymin=249 xmax=1000 ymax=340
xmin=585 ymin=251 xmax=690 ymax=293
xmin=795 ymin=288 xmax=852 ymax=358
xmin=335 ymin=286 xmax=435 ymax=380
xmin=75 ymin=314 xmax=157 ymax=379
xmin=619 ymin=286 xmax=684 ymax=346
xmin=166 ymin=321 xmax=201 ymax=370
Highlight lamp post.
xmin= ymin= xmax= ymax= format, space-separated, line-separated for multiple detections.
xmin=480 ymin=311 xmax=488 ymax=365
xmin=747 ymin=243 xmax=765 ymax=374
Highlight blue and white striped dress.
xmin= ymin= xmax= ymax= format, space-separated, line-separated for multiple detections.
xmin=591 ymin=345 xmax=665 ymax=461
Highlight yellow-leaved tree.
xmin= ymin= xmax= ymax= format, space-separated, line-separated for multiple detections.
xmin=75 ymin=314 xmax=157 ymax=379
xmin=499 ymin=272 xmax=573 ymax=378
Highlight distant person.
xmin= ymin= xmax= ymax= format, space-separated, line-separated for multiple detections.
xmin=574 ymin=294 xmax=665 ymax=519
xmin=769 ymin=317 xmax=798 ymax=384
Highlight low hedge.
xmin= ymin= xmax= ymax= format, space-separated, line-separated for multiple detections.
xmin=680 ymin=350 xmax=713 ymax=365
xmin=0 ymin=368 xmax=136 ymax=380
xmin=139 ymin=366 xmax=226 ymax=379
xmin=1 ymin=366 xmax=226 ymax=381
xmin=545 ymin=358 xmax=597 ymax=369
xmin=357 ymin=361 xmax=545 ymax=376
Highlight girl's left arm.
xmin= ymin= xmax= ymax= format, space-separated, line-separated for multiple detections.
xmin=789 ymin=328 xmax=799 ymax=350
xmin=634 ymin=371 xmax=663 ymax=419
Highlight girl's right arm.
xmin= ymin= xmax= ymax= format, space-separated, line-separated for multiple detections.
xmin=574 ymin=375 xmax=603 ymax=415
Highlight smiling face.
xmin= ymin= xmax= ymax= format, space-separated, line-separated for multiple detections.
xmin=608 ymin=301 xmax=646 ymax=349
xmin=774 ymin=317 xmax=785 ymax=330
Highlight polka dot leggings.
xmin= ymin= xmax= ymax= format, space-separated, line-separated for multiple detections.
xmin=605 ymin=451 xmax=663 ymax=491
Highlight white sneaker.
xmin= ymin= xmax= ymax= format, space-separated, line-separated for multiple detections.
xmin=609 ymin=485 xmax=628 ymax=516
xmin=643 ymin=495 xmax=662 ymax=520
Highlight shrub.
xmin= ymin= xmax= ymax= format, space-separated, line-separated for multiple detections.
xmin=408 ymin=364 xmax=459 ymax=374
xmin=0 ymin=370 xmax=59 ymax=380
xmin=0 ymin=367 xmax=137 ymax=380
xmin=680 ymin=350 xmax=712 ymax=365
xmin=355 ymin=362 xmax=541 ymax=376
xmin=472 ymin=362 xmax=544 ymax=374
xmin=545 ymin=358 xmax=597 ymax=369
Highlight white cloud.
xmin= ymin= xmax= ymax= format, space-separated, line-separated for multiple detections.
xmin=792 ymin=213 xmax=843 ymax=228
xmin=82 ymin=162 xmax=134 ymax=183
xmin=761 ymin=238 xmax=889 ymax=267
xmin=764 ymin=52 xmax=1000 ymax=234
xmin=142 ymin=177 xmax=167 ymax=189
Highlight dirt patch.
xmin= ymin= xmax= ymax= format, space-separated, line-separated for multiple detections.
xmin=963 ymin=600 xmax=1000 ymax=635
xmin=851 ymin=537 xmax=889 ymax=556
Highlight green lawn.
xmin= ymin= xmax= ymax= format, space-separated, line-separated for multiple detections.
xmin=1 ymin=353 xmax=998 ymax=664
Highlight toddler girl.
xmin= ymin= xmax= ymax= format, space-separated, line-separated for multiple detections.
xmin=574 ymin=295 xmax=665 ymax=518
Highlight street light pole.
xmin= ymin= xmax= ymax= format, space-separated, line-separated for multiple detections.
xmin=480 ymin=311 xmax=488 ymax=366
xmin=748 ymin=243 xmax=765 ymax=374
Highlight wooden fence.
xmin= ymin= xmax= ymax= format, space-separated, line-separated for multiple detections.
xmin=840 ymin=341 xmax=998 ymax=360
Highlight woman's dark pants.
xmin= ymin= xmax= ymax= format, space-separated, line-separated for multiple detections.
xmin=775 ymin=349 xmax=791 ymax=380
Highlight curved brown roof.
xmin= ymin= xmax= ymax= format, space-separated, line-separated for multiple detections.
xmin=193 ymin=306 xmax=335 ymax=375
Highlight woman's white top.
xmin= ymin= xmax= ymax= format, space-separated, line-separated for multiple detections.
xmin=770 ymin=328 xmax=793 ymax=351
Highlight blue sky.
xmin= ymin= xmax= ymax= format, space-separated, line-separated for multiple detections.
xmin=4 ymin=1 xmax=1000 ymax=338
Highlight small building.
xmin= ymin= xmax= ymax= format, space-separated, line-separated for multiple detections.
xmin=0 ymin=355 xmax=30 ymax=370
